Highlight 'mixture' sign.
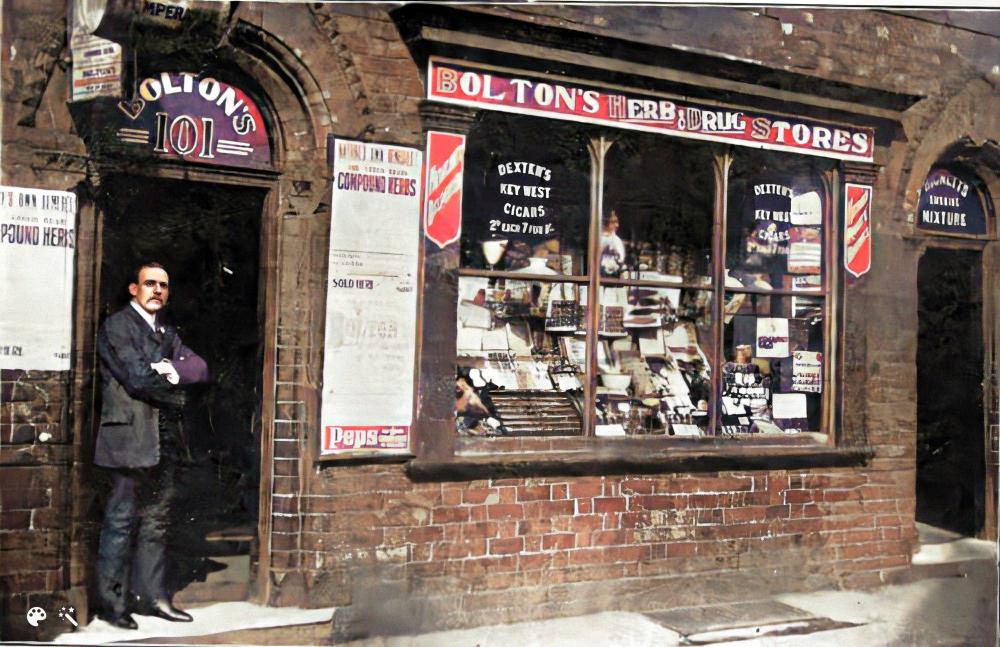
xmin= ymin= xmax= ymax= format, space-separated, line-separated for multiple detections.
xmin=427 ymin=58 xmax=875 ymax=163
xmin=916 ymin=167 xmax=991 ymax=237
xmin=115 ymin=72 xmax=270 ymax=169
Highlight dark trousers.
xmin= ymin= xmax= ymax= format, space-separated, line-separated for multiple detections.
xmin=96 ymin=417 xmax=182 ymax=616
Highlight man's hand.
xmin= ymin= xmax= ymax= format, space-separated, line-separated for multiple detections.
xmin=150 ymin=359 xmax=180 ymax=385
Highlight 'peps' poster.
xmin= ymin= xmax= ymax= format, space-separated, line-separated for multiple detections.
xmin=0 ymin=187 xmax=77 ymax=371
xmin=319 ymin=139 xmax=422 ymax=458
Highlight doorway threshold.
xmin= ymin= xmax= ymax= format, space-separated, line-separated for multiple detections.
xmin=913 ymin=522 xmax=998 ymax=567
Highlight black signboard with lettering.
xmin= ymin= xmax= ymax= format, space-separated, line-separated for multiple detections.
xmin=916 ymin=167 xmax=992 ymax=237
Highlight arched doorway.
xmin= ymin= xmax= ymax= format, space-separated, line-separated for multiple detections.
xmin=73 ymin=65 xmax=284 ymax=617
xmin=67 ymin=8 xmax=345 ymax=620
xmin=913 ymin=151 xmax=998 ymax=540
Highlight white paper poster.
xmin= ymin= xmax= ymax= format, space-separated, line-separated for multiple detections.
xmin=772 ymin=393 xmax=808 ymax=420
xmin=320 ymin=140 xmax=422 ymax=457
xmin=69 ymin=1 xmax=122 ymax=102
xmin=792 ymin=350 xmax=823 ymax=393
xmin=0 ymin=187 xmax=77 ymax=370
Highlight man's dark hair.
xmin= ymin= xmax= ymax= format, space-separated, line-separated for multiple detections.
xmin=133 ymin=261 xmax=167 ymax=284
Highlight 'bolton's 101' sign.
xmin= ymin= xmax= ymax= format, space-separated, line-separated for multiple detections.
xmin=115 ymin=72 xmax=271 ymax=169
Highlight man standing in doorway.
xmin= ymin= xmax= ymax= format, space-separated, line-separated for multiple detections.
xmin=95 ymin=262 xmax=209 ymax=629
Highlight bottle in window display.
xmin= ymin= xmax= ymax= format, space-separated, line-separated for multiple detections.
xmin=721 ymin=345 xmax=775 ymax=434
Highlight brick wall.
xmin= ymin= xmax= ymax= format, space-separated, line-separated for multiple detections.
xmin=303 ymin=463 xmax=916 ymax=636
xmin=0 ymin=369 xmax=75 ymax=641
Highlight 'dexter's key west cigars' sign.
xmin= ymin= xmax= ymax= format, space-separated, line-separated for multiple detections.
xmin=115 ymin=72 xmax=270 ymax=169
xmin=427 ymin=58 xmax=875 ymax=163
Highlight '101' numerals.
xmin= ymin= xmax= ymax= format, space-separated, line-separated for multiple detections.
xmin=153 ymin=111 xmax=215 ymax=158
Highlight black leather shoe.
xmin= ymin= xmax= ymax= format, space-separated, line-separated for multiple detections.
xmin=99 ymin=612 xmax=138 ymax=630
xmin=138 ymin=598 xmax=193 ymax=622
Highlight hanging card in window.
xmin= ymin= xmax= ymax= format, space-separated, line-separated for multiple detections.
xmin=755 ymin=317 xmax=790 ymax=358
xmin=791 ymin=350 xmax=823 ymax=393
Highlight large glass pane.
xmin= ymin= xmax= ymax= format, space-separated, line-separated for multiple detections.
xmin=720 ymin=294 xmax=824 ymax=435
xmin=456 ymin=275 xmax=585 ymax=436
xmin=726 ymin=149 xmax=832 ymax=290
xmin=602 ymin=134 xmax=718 ymax=285
xmin=593 ymin=288 xmax=714 ymax=437
xmin=461 ymin=113 xmax=591 ymax=275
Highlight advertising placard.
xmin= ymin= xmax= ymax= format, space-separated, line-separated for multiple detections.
xmin=70 ymin=34 xmax=122 ymax=101
xmin=427 ymin=57 xmax=875 ymax=163
xmin=69 ymin=0 xmax=122 ymax=102
xmin=113 ymin=72 xmax=271 ymax=169
xmin=916 ymin=168 xmax=991 ymax=237
xmin=424 ymin=131 xmax=466 ymax=248
xmin=0 ymin=187 xmax=77 ymax=370
xmin=320 ymin=139 xmax=422 ymax=458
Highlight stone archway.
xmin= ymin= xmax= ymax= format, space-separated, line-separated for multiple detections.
xmin=897 ymin=78 xmax=1000 ymax=541
xmin=67 ymin=9 xmax=358 ymax=613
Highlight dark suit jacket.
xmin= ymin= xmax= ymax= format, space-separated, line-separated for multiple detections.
xmin=95 ymin=305 xmax=208 ymax=469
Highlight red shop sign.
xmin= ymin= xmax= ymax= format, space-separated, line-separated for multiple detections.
xmin=427 ymin=57 xmax=875 ymax=163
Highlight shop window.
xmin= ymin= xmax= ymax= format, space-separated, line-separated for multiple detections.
xmin=455 ymin=113 xmax=836 ymax=441
xmin=597 ymin=134 xmax=718 ymax=436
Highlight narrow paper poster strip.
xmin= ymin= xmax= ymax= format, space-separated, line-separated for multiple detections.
xmin=320 ymin=139 xmax=422 ymax=457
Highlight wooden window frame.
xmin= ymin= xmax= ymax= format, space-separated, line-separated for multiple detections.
xmin=449 ymin=118 xmax=844 ymax=458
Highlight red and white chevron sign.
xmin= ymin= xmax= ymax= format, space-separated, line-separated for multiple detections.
xmin=844 ymin=183 xmax=872 ymax=278
xmin=424 ymin=131 xmax=466 ymax=249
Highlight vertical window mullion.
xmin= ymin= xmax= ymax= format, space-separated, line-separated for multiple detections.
xmin=823 ymin=167 xmax=840 ymax=443
xmin=585 ymin=134 xmax=613 ymax=437
xmin=710 ymin=151 xmax=732 ymax=437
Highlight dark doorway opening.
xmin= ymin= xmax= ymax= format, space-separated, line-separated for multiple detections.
xmin=917 ymin=247 xmax=985 ymax=536
xmin=95 ymin=175 xmax=266 ymax=603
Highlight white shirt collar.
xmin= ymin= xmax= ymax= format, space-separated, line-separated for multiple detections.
xmin=130 ymin=300 xmax=158 ymax=331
